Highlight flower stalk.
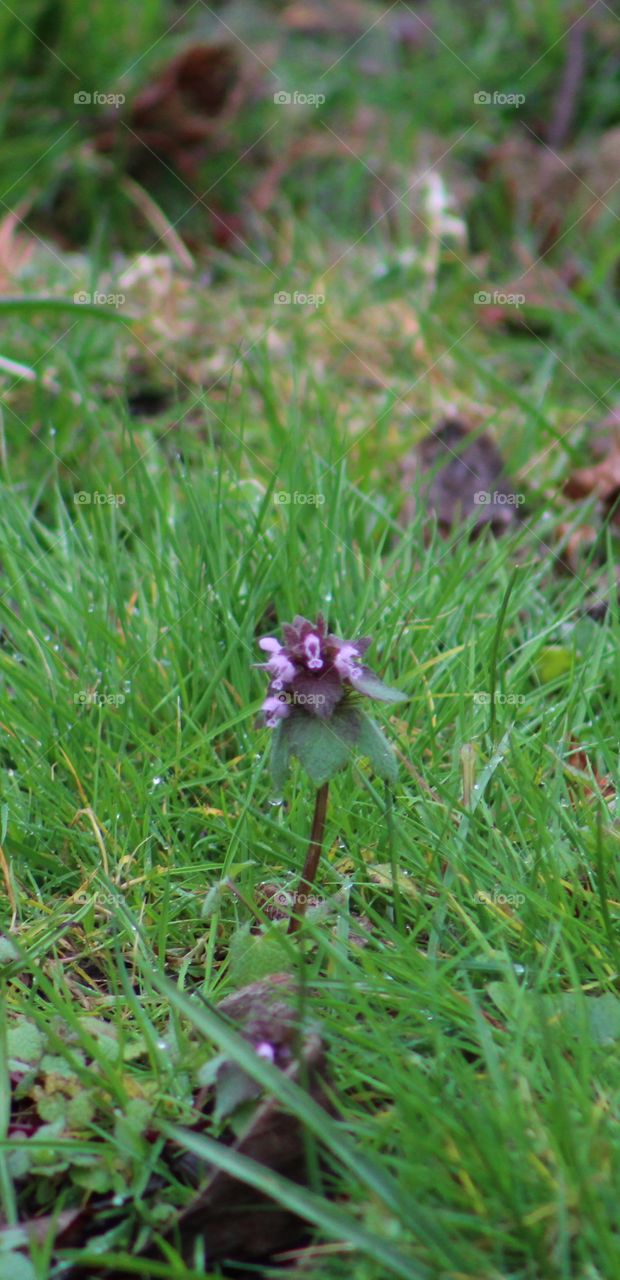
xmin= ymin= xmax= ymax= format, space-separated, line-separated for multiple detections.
xmin=287 ymin=781 xmax=329 ymax=935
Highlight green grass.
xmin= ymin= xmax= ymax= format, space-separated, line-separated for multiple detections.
xmin=2 ymin=1 xmax=620 ymax=1277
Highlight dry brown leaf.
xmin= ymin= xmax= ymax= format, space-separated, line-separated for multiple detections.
xmin=566 ymin=739 xmax=615 ymax=802
xmin=96 ymin=44 xmax=250 ymax=182
xmin=400 ymin=416 xmax=521 ymax=534
xmin=564 ymin=427 xmax=620 ymax=526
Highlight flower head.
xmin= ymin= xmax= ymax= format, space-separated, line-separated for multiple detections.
xmin=257 ymin=613 xmax=396 ymax=725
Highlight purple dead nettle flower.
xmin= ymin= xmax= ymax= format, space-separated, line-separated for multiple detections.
xmin=255 ymin=612 xmax=408 ymax=934
xmin=256 ymin=614 xmax=375 ymax=726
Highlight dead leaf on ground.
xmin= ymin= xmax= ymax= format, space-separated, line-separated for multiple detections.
xmin=400 ymin=416 xmax=522 ymax=534
xmin=481 ymin=128 xmax=620 ymax=256
xmin=554 ymin=521 xmax=599 ymax=576
xmin=564 ymin=442 xmax=620 ymax=523
xmin=565 ymin=738 xmax=615 ymax=802
xmin=554 ymin=406 xmax=620 ymax=617
xmin=96 ymin=45 xmax=246 ymax=178
xmin=563 ymin=407 xmax=620 ymax=558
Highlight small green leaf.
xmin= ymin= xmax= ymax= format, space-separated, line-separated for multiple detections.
xmin=534 ymin=645 xmax=575 ymax=684
xmin=0 ymin=935 xmax=19 ymax=964
xmin=228 ymin=924 xmax=288 ymax=985
xmin=7 ymin=1018 xmax=44 ymax=1065
xmin=73 ymin=1164 xmax=116 ymax=1193
xmin=353 ymin=711 xmax=399 ymax=782
xmin=0 ymin=1254 xmax=37 ymax=1280
xmin=66 ymin=1091 xmax=96 ymax=1128
xmin=353 ymin=673 xmax=409 ymax=703
xmin=196 ymin=1053 xmax=225 ymax=1088
xmin=7 ymin=1148 xmax=31 ymax=1179
xmin=123 ymin=1098 xmax=153 ymax=1134
xmin=36 ymin=1094 xmax=67 ymax=1124
xmin=40 ymin=1054 xmax=80 ymax=1078
xmin=213 ymin=1061 xmax=260 ymax=1124
xmin=488 ymin=985 xmax=620 ymax=1046
xmin=282 ymin=708 xmax=353 ymax=785
xmin=274 ymin=703 xmax=399 ymax=786
xmin=114 ymin=1101 xmax=150 ymax=1157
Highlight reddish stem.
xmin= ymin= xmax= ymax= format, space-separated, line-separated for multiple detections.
xmin=287 ymin=782 xmax=329 ymax=935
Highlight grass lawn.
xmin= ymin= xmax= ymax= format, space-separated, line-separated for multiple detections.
xmin=2 ymin=1 xmax=620 ymax=1276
